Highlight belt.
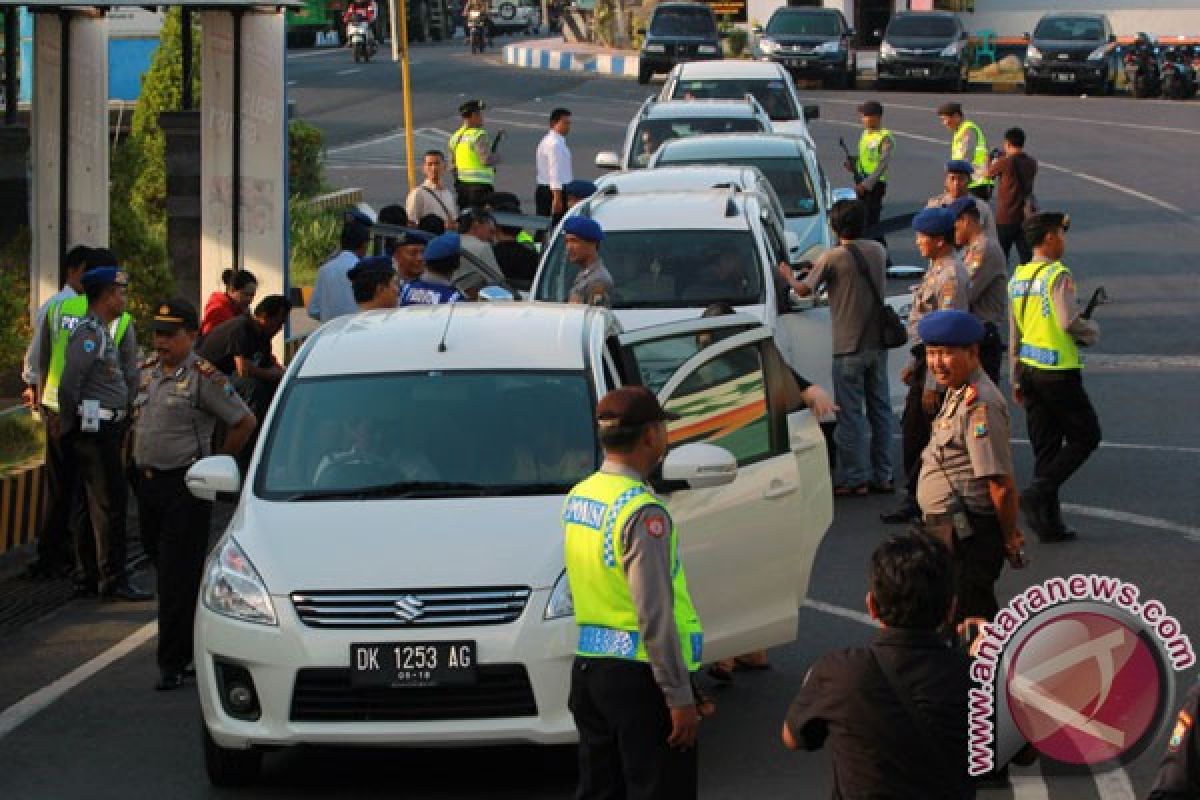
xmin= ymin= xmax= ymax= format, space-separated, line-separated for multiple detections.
xmin=137 ymin=465 xmax=192 ymax=479
xmin=78 ymin=406 xmax=127 ymax=422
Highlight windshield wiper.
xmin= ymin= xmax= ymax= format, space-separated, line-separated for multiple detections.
xmin=490 ymin=482 xmax=574 ymax=496
xmin=284 ymin=481 xmax=492 ymax=502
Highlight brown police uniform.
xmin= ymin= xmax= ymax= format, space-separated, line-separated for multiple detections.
xmin=962 ymin=232 xmax=1009 ymax=384
xmin=917 ymin=367 xmax=1012 ymax=620
xmin=1149 ymin=680 xmax=1200 ymax=799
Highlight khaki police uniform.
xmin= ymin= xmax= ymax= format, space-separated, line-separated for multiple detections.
xmin=962 ymin=232 xmax=1009 ymax=384
xmin=568 ymin=258 xmax=615 ymax=308
xmin=1149 ymin=679 xmax=1200 ymax=798
xmin=134 ymin=349 xmax=251 ymax=681
xmin=917 ymin=367 xmax=1012 ymax=620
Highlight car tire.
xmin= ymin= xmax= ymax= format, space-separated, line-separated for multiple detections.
xmin=638 ymin=63 xmax=652 ymax=84
xmin=203 ymin=725 xmax=262 ymax=787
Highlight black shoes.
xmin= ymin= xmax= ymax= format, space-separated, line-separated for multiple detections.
xmin=102 ymin=580 xmax=153 ymax=602
xmin=880 ymin=502 xmax=920 ymax=525
xmin=156 ymin=671 xmax=186 ymax=691
xmin=1021 ymin=487 xmax=1078 ymax=543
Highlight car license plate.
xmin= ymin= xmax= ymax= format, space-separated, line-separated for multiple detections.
xmin=908 ymin=68 xmax=930 ymax=78
xmin=350 ymin=641 xmax=477 ymax=688
xmin=1053 ymin=72 xmax=1074 ymax=82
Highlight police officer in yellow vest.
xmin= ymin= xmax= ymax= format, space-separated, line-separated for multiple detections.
xmin=1008 ymin=212 xmax=1101 ymax=545
xmin=564 ymin=386 xmax=702 ymax=799
xmin=448 ymin=99 xmax=498 ymax=210
xmin=846 ymin=101 xmax=894 ymax=230
xmin=938 ymin=102 xmax=994 ymax=202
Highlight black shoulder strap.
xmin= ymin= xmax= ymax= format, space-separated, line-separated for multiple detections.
xmin=421 ymin=185 xmax=453 ymax=218
xmin=845 ymin=242 xmax=885 ymax=308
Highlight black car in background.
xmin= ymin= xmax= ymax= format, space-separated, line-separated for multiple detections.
xmin=1024 ymin=13 xmax=1118 ymax=95
xmin=753 ymin=7 xmax=856 ymax=89
xmin=638 ymin=2 xmax=722 ymax=85
xmin=877 ymin=11 xmax=972 ymax=92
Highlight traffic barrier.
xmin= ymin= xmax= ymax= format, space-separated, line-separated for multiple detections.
xmin=0 ymin=460 xmax=47 ymax=559
xmin=503 ymin=42 xmax=640 ymax=78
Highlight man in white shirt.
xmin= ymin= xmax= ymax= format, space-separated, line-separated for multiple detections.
xmin=308 ymin=219 xmax=370 ymax=323
xmin=535 ymin=108 xmax=573 ymax=219
xmin=405 ymin=150 xmax=458 ymax=230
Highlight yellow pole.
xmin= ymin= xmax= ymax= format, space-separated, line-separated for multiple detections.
xmin=397 ymin=0 xmax=418 ymax=191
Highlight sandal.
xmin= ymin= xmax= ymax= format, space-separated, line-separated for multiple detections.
xmin=833 ymin=484 xmax=868 ymax=497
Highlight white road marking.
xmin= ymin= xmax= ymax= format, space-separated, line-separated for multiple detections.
xmin=1010 ymin=437 xmax=1200 ymax=455
xmin=327 ymin=127 xmax=446 ymax=155
xmin=1011 ymin=766 xmax=1051 ymax=800
xmin=0 ymin=621 xmax=157 ymax=739
xmin=1084 ymin=353 xmax=1200 ymax=371
xmin=486 ymin=116 xmax=555 ymax=131
xmin=328 ymin=164 xmax=407 ymax=170
xmin=491 ymin=106 xmax=627 ymax=127
xmin=336 ymin=68 xmax=362 ymax=76
xmin=286 ymin=48 xmax=345 ymax=60
xmin=1060 ymin=503 xmax=1200 ymax=544
xmin=1092 ymin=767 xmax=1138 ymax=800
xmin=802 ymin=597 xmax=878 ymax=628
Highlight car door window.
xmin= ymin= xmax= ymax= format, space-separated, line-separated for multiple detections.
xmin=616 ymin=319 xmax=760 ymax=394
xmin=662 ymin=344 xmax=771 ymax=464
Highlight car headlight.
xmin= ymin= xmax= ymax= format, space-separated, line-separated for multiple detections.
xmin=1087 ymin=44 xmax=1108 ymax=61
xmin=940 ymin=41 xmax=962 ymax=58
xmin=644 ymin=43 xmax=665 ymax=54
xmin=203 ymin=537 xmax=277 ymax=626
xmin=815 ymin=40 xmax=841 ymax=54
xmin=1026 ymin=45 xmax=1043 ymax=64
xmin=698 ymin=44 xmax=718 ymax=55
xmin=758 ymin=37 xmax=778 ymax=54
xmin=544 ymin=570 xmax=574 ymax=620
xmin=879 ymin=41 xmax=897 ymax=60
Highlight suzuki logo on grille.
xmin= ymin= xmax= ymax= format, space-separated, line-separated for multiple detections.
xmin=394 ymin=595 xmax=425 ymax=622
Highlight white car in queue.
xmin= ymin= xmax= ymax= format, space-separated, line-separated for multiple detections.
xmin=531 ymin=187 xmax=909 ymax=412
xmin=187 ymin=303 xmax=832 ymax=785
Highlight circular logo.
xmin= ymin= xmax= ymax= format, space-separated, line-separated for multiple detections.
xmin=1005 ymin=611 xmax=1165 ymax=766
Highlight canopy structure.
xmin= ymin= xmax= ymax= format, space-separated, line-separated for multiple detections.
xmin=1 ymin=0 xmax=301 ymax=319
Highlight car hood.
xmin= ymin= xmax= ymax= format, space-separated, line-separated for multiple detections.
xmin=646 ymin=33 xmax=718 ymax=43
xmin=1033 ymin=38 xmax=1104 ymax=54
xmin=763 ymin=33 xmax=838 ymax=46
xmin=232 ymin=495 xmax=568 ymax=594
xmin=886 ymin=35 xmax=953 ymax=50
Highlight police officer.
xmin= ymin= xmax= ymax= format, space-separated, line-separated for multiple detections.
xmin=390 ymin=228 xmax=432 ymax=285
xmin=563 ymin=217 xmax=614 ymax=307
xmin=55 ymin=268 xmax=150 ymax=601
xmin=401 ymin=233 xmax=467 ymax=305
xmin=950 ymin=196 xmax=1008 ymax=384
xmin=348 ymin=256 xmax=401 ymax=311
xmin=929 ymin=160 xmax=998 ymax=243
xmin=915 ymin=310 xmax=1026 ymax=622
xmin=937 ymin=102 xmax=994 ymax=201
xmin=1008 ymin=212 xmax=1101 ymax=544
xmin=448 ymin=100 xmax=498 ymax=210
xmin=883 ymin=208 xmax=969 ymax=525
xmin=1148 ymin=677 xmax=1200 ymax=798
xmin=133 ymin=299 xmax=256 ymax=689
xmin=845 ymin=101 xmax=894 ymax=230
xmin=565 ymin=386 xmax=702 ymax=800
xmin=564 ymin=179 xmax=597 ymax=212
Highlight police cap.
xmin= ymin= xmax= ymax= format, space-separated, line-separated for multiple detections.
xmin=948 ymin=195 xmax=978 ymax=219
xmin=912 ymin=207 xmax=956 ymax=236
xmin=152 ymin=298 xmax=199 ymax=333
xmin=857 ymin=100 xmax=883 ymax=117
xmin=918 ymin=309 xmax=985 ymax=347
xmin=596 ymin=386 xmax=681 ymax=429
xmin=1022 ymin=212 xmax=1070 ymax=243
xmin=80 ymin=267 xmax=128 ymax=291
xmin=459 ymin=99 xmax=485 ymax=116
xmin=937 ymin=102 xmax=964 ymax=117
xmin=562 ymin=216 xmax=604 ymax=243
xmin=945 ymin=159 xmax=974 ymax=175
xmin=392 ymin=228 xmax=433 ymax=249
xmin=563 ymin=179 xmax=597 ymax=200
xmin=347 ymin=256 xmax=397 ymax=281
xmin=424 ymin=232 xmax=461 ymax=262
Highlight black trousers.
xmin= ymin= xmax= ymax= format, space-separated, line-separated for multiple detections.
xmin=861 ymin=181 xmax=886 ymax=228
xmin=36 ymin=424 xmax=87 ymax=569
xmin=996 ymin=223 xmax=1032 ymax=266
xmin=979 ymin=323 xmax=1005 ymax=386
xmin=957 ymin=512 xmax=1006 ymax=621
xmin=455 ymin=181 xmax=493 ymax=211
xmin=569 ymin=658 xmax=698 ymax=800
xmin=135 ymin=467 xmax=213 ymax=673
xmin=535 ymin=184 xmax=554 ymax=217
xmin=69 ymin=421 xmax=129 ymax=590
xmin=969 ymin=185 xmax=993 ymax=202
xmin=900 ymin=349 xmax=935 ymax=509
xmin=1018 ymin=366 xmax=1101 ymax=494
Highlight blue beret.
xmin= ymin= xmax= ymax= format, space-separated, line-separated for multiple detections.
xmin=392 ymin=228 xmax=432 ymax=248
xmin=81 ymin=267 xmax=127 ymax=290
xmin=562 ymin=216 xmax=604 ymax=243
xmin=948 ymin=196 xmax=976 ymax=219
xmin=918 ymin=310 xmax=984 ymax=347
xmin=913 ymin=207 xmax=956 ymax=236
xmin=347 ymin=256 xmax=396 ymax=281
xmin=563 ymin=180 xmax=597 ymax=199
xmin=946 ymin=159 xmax=974 ymax=175
xmin=424 ymin=232 xmax=461 ymax=262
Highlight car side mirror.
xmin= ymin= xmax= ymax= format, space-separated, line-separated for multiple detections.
xmin=660 ymin=442 xmax=737 ymax=490
xmin=830 ymin=187 xmax=857 ymax=205
xmin=595 ymin=151 xmax=620 ymax=170
xmin=846 ymin=27 xmax=855 ymax=37
xmin=803 ymin=104 xmax=819 ymax=122
xmin=186 ymin=455 xmax=242 ymax=502
xmin=784 ymin=231 xmax=803 ymax=258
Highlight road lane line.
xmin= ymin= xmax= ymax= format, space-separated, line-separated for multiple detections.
xmin=1084 ymin=354 xmax=1200 ymax=371
xmin=802 ymin=598 xmax=878 ymax=628
xmin=286 ymin=48 xmax=345 ymax=60
xmin=1010 ymin=438 xmax=1200 ymax=455
xmin=1060 ymin=504 xmax=1200 ymax=544
xmin=0 ymin=621 xmax=157 ymax=739
xmin=1093 ymin=767 xmax=1137 ymax=800
xmin=1011 ymin=766 xmax=1051 ymax=800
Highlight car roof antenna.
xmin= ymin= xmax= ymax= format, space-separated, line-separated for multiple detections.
xmin=437 ymin=301 xmax=458 ymax=353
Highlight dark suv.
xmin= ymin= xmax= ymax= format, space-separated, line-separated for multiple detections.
xmin=753 ymin=8 xmax=855 ymax=89
xmin=1024 ymin=13 xmax=1118 ymax=95
xmin=638 ymin=2 xmax=721 ymax=85
xmin=877 ymin=11 xmax=972 ymax=91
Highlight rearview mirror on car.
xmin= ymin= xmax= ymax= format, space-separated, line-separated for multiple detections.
xmin=186 ymin=456 xmax=242 ymax=502
xmin=660 ymin=442 xmax=737 ymax=490
xmin=595 ymin=151 xmax=621 ymax=170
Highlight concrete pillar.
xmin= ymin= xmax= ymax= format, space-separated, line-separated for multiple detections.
xmin=0 ymin=126 xmax=30 ymax=243
xmin=160 ymin=110 xmax=203 ymax=307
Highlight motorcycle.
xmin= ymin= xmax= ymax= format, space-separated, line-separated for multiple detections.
xmin=346 ymin=12 xmax=376 ymax=63
xmin=1160 ymin=43 xmax=1198 ymax=100
xmin=467 ymin=8 xmax=487 ymax=54
xmin=1122 ymin=36 xmax=1161 ymax=98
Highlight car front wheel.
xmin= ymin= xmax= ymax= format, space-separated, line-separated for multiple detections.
xmin=203 ymin=725 xmax=262 ymax=787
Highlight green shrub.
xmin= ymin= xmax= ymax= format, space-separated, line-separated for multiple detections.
xmin=289 ymin=119 xmax=327 ymax=199
xmin=0 ymin=409 xmax=44 ymax=476
xmin=289 ymin=196 xmax=341 ymax=288
xmin=0 ymin=228 xmax=32 ymax=377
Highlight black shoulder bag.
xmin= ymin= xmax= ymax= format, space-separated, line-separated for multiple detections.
xmin=847 ymin=243 xmax=908 ymax=350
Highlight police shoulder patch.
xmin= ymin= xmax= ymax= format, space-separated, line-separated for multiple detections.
xmin=195 ymin=357 xmax=218 ymax=377
xmin=82 ymin=338 xmax=96 ymax=354
xmin=971 ymin=404 xmax=989 ymax=438
xmin=1169 ymin=709 xmax=1193 ymax=753
xmin=644 ymin=513 xmax=667 ymax=538
xmin=939 ymin=281 xmax=958 ymax=309
xmin=139 ymin=354 xmax=160 ymax=369
xmin=964 ymin=384 xmax=979 ymax=407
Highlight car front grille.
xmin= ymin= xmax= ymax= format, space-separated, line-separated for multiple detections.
xmin=290 ymin=666 xmax=539 ymax=721
xmin=291 ymin=587 xmax=532 ymax=629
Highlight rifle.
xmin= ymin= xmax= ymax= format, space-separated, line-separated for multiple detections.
xmin=1081 ymin=286 xmax=1109 ymax=319
xmin=491 ymin=129 xmax=507 ymax=154
xmin=839 ymin=136 xmax=864 ymax=183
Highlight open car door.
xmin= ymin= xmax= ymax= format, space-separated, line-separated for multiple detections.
xmin=611 ymin=314 xmax=831 ymax=662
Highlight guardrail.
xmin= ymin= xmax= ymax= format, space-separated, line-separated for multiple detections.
xmin=0 ymin=406 xmax=46 ymax=559
xmin=306 ymin=187 xmax=365 ymax=213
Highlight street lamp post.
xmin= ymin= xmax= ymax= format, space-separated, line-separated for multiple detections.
xmin=390 ymin=0 xmax=418 ymax=190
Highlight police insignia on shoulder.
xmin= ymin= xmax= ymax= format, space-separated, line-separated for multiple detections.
xmin=971 ymin=404 xmax=988 ymax=437
xmin=645 ymin=515 xmax=667 ymax=538
xmin=83 ymin=339 xmax=96 ymax=354
xmin=964 ymin=384 xmax=978 ymax=406
xmin=1169 ymin=710 xmax=1193 ymax=753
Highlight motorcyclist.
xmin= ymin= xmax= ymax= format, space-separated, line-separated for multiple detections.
xmin=342 ymin=0 xmax=377 ymax=49
xmin=463 ymin=0 xmax=493 ymax=46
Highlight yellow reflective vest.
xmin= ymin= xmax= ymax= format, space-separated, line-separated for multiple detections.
xmin=858 ymin=128 xmax=893 ymax=183
xmin=952 ymin=119 xmax=993 ymax=190
xmin=42 ymin=294 xmax=132 ymax=412
xmin=449 ymin=124 xmax=494 ymax=186
xmin=1010 ymin=260 xmax=1081 ymax=370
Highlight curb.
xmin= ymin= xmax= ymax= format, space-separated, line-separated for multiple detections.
xmin=503 ymin=43 xmax=639 ymax=78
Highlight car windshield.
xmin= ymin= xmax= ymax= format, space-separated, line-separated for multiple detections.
xmin=256 ymin=371 xmax=598 ymax=500
xmin=887 ymin=15 xmax=955 ymax=38
xmin=649 ymin=7 xmax=716 ymax=36
xmin=630 ymin=117 xmax=766 ymax=167
xmin=669 ymin=80 xmax=798 ymax=121
xmin=535 ymin=229 xmax=764 ymax=309
xmin=1034 ymin=17 xmax=1105 ymax=41
xmin=766 ymin=11 xmax=841 ymax=36
xmin=656 ymin=155 xmax=817 ymax=216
